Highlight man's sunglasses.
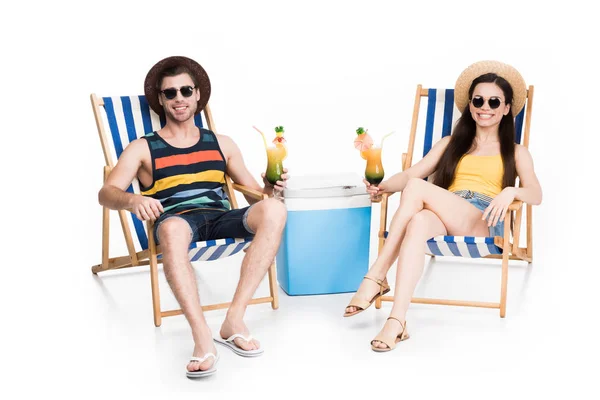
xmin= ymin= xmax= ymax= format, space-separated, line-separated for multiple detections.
xmin=160 ymin=86 xmax=196 ymax=100
xmin=471 ymin=96 xmax=504 ymax=109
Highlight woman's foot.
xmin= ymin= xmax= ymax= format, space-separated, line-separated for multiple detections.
xmin=371 ymin=317 xmax=409 ymax=352
xmin=344 ymin=274 xmax=390 ymax=317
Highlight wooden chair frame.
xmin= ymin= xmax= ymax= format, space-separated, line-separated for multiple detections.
xmin=375 ymin=85 xmax=535 ymax=317
xmin=90 ymin=94 xmax=279 ymax=326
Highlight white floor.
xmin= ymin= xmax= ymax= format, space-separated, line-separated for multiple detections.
xmin=11 ymin=225 xmax=597 ymax=398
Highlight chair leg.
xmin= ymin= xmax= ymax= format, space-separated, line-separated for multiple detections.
xmin=149 ymin=252 xmax=162 ymax=327
xmin=499 ymin=249 xmax=509 ymax=318
xmin=147 ymin=223 xmax=162 ymax=327
xmin=268 ymin=262 xmax=279 ymax=310
xmin=99 ymin=205 xmax=110 ymax=273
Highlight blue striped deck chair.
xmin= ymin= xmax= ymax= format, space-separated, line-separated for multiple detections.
xmin=375 ymin=85 xmax=534 ymax=317
xmin=90 ymin=94 xmax=279 ymax=326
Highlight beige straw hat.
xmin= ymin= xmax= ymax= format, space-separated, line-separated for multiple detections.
xmin=454 ymin=60 xmax=527 ymax=116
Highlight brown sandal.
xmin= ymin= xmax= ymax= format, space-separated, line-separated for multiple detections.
xmin=370 ymin=317 xmax=409 ymax=352
xmin=343 ymin=276 xmax=390 ymax=317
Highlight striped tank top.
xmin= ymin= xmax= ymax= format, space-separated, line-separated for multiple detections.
xmin=140 ymin=129 xmax=230 ymax=214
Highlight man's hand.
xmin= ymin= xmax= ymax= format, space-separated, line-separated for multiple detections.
xmin=262 ymin=168 xmax=289 ymax=193
xmin=130 ymin=195 xmax=164 ymax=221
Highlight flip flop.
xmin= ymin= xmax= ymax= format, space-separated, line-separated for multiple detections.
xmin=214 ymin=334 xmax=264 ymax=357
xmin=186 ymin=353 xmax=219 ymax=378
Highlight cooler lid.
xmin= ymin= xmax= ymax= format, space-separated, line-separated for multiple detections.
xmin=283 ymin=173 xmax=368 ymax=198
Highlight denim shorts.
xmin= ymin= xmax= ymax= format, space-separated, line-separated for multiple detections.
xmin=153 ymin=206 xmax=255 ymax=245
xmin=452 ymin=190 xmax=505 ymax=237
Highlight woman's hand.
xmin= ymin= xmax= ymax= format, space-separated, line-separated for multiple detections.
xmin=364 ymin=179 xmax=385 ymax=202
xmin=482 ymin=187 xmax=516 ymax=227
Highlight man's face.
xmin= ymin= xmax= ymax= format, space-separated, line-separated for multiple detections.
xmin=158 ymin=73 xmax=200 ymax=122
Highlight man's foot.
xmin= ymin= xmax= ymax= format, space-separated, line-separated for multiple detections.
xmin=219 ymin=318 xmax=260 ymax=352
xmin=371 ymin=317 xmax=409 ymax=351
xmin=344 ymin=273 xmax=389 ymax=316
xmin=187 ymin=341 xmax=218 ymax=373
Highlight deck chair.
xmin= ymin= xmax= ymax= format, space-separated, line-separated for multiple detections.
xmin=90 ymin=94 xmax=279 ymax=326
xmin=375 ymin=85 xmax=534 ymax=317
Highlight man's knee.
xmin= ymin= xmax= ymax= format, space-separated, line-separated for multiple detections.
xmin=256 ymin=198 xmax=287 ymax=229
xmin=157 ymin=217 xmax=192 ymax=245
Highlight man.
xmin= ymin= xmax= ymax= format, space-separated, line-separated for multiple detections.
xmin=98 ymin=56 xmax=287 ymax=378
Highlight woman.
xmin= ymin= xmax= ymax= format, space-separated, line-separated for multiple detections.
xmin=343 ymin=60 xmax=542 ymax=352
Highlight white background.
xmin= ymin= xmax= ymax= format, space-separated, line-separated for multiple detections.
xmin=2 ymin=0 xmax=598 ymax=398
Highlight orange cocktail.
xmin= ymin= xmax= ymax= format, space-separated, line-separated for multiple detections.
xmin=361 ymin=147 xmax=384 ymax=185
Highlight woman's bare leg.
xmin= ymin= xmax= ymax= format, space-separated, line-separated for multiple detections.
xmin=371 ymin=209 xmax=445 ymax=348
xmin=346 ymin=178 xmax=489 ymax=315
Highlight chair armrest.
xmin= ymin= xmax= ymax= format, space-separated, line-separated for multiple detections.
xmin=508 ymin=200 xmax=523 ymax=211
xmin=232 ymin=183 xmax=266 ymax=201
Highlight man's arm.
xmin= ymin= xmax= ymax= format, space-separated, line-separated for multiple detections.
xmin=98 ymin=139 xmax=163 ymax=221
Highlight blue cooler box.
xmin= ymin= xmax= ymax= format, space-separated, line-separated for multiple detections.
xmin=276 ymin=174 xmax=371 ymax=295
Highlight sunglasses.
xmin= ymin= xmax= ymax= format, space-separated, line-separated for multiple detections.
xmin=471 ymin=96 xmax=504 ymax=109
xmin=160 ymin=85 xmax=196 ymax=100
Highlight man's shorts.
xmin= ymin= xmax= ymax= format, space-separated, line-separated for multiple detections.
xmin=153 ymin=206 xmax=255 ymax=245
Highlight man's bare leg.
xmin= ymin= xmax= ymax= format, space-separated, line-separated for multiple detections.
xmin=219 ymin=198 xmax=287 ymax=350
xmin=159 ymin=218 xmax=217 ymax=372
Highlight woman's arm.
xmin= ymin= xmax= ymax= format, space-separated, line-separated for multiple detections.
xmin=378 ymin=136 xmax=450 ymax=193
xmin=513 ymin=144 xmax=542 ymax=205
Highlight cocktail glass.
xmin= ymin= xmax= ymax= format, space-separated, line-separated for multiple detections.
xmin=362 ymin=146 xmax=384 ymax=201
xmin=266 ymin=145 xmax=287 ymax=199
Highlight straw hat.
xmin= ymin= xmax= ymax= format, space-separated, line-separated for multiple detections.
xmin=144 ymin=56 xmax=211 ymax=117
xmin=454 ymin=60 xmax=527 ymax=116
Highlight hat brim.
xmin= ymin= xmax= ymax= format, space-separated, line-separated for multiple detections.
xmin=454 ymin=60 xmax=527 ymax=116
xmin=144 ymin=56 xmax=211 ymax=117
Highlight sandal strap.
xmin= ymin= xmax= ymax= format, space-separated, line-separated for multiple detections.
xmin=190 ymin=353 xmax=217 ymax=363
xmin=387 ymin=317 xmax=408 ymax=338
xmin=346 ymin=294 xmax=371 ymax=310
xmin=363 ymin=275 xmax=390 ymax=295
xmin=371 ymin=334 xmax=396 ymax=350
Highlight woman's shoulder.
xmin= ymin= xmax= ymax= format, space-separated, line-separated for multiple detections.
xmin=514 ymin=143 xmax=531 ymax=157
xmin=514 ymin=144 xmax=535 ymax=164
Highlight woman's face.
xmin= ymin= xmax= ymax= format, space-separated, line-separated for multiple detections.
xmin=469 ymin=82 xmax=511 ymax=129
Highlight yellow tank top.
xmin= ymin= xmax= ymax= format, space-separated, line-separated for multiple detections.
xmin=447 ymin=154 xmax=504 ymax=198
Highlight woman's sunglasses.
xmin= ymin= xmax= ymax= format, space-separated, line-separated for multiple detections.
xmin=160 ymin=86 xmax=196 ymax=100
xmin=471 ymin=96 xmax=504 ymax=109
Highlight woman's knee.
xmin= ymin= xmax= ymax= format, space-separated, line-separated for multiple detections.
xmin=405 ymin=210 xmax=441 ymax=238
xmin=403 ymin=177 xmax=426 ymax=196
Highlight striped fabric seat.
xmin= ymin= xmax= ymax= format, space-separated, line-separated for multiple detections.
xmin=406 ymin=88 xmax=525 ymax=258
xmin=101 ymin=95 xmax=252 ymax=261
xmin=382 ymin=231 xmax=502 ymax=258
xmin=426 ymin=236 xmax=502 ymax=258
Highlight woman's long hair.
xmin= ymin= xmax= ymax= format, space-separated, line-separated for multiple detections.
xmin=432 ymin=73 xmax=517 ymax=190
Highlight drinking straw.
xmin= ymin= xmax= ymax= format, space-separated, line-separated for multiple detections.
xmin=380 ymin=131 xmax=396 ymax=148
xmin=252 ymin=125 xmax=269 ymax=153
